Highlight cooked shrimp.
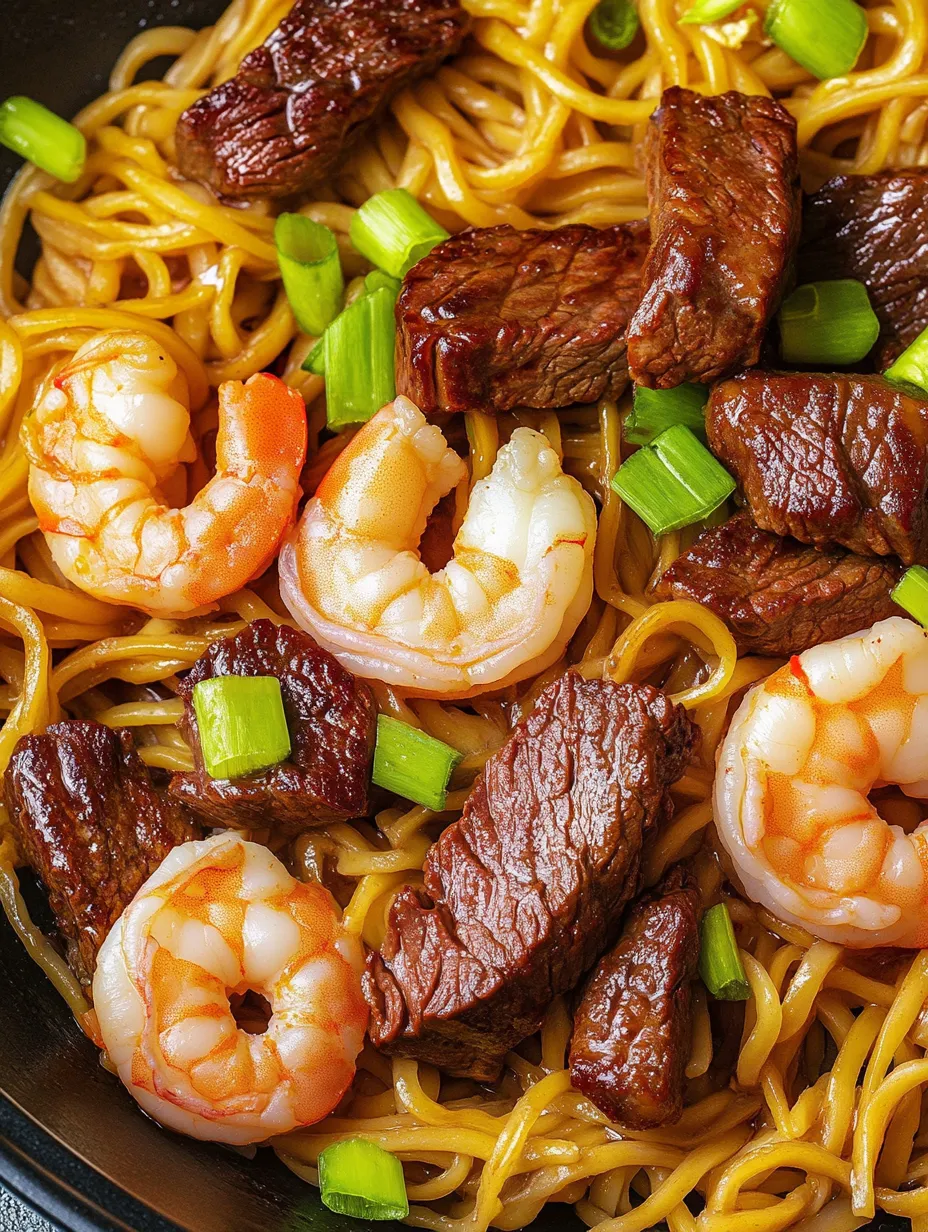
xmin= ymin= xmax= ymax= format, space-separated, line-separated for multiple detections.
xmin=278 ymin=396 xmax=596 ymax=697
xmin=715 ymin=616 xmax=928 ymax=948
xmin=92 ymin=833 xmax=367 ymax=1145
xmin=24 ymin=331 xmax=306 ymax=616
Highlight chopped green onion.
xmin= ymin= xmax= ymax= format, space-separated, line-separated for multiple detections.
xmin=350 ymin=188 xmax=449 ymax=280
xmin=0 ymin=96 xmax=86 ymax=183
xmin=764 ymin=0 xmax=867 ymax=80
xmin=680 ymin=0 xmax=743 ymax=24
xmin=885 ymin=324 xmax=928 ymax=396
xmin=589 ymin=0 xmax=640 ymax=50
xmin=318 ymin=1138 xmax=409 ymax=1221
xmin=778 ymin=279 xmax=879 ymax=366
xmin=611 ymin=424 xmax=736 ymax=537
xmin=275 ymin=213 xmax=344 ymax=337
xmin=372 ymin=715 xmax=461 ymax=811
xmin=192 ymin=676 xmax=290 ymax=780
xmin=892 ymin=566 xmax=928 ymax=627
xmin=699 ymin=903 xmax=750 ymax=1001
xmin=303 ymin=336 xmax=325 ymax=375
xmin=365 ymin=269 xmax=402 ymax=297
xmin=322 ymin=285 xmax=397 ymax=428
xmin=624 ymin=383 xmax=709 ymax=446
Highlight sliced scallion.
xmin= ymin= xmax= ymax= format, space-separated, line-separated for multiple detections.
xmin=778 ymin=279 xmax=879 ymax=366
xmin=318 ymin=1138 xmax=409 ymax=1221
xmin=624 ymin=383 xmax=709 ymax=446
xmin=699 ymin=903 xmax=750 ymax=1001
xmin=350 ymin=188 xmax=449 ymax=279
xmin=275 ymin=213 xmax=344 ymax=337
xmin=322 ymin=285 xmax=397 ymax=428
xmin=680 ymin=0 xmax=744 ymax=24
xmin=192 ymin=676 xmax=291 ymax=781
xmin=611 ymin=424 xmax=735 ymax=536
xmin=892 ymin=566 xmax=928 ymax=627
xmin=0 ymin=96 xmax=86 ymax=183
xmin=764 ymin=0 xmax=867 ymax=80
xmin=303 ymin=336 xmax=325 ymax=375
xmin=372 ymin=715 xmax=461 ymax=811
xmin=365 ymin=269 xmax=402 ymax=298
xmin=589 ymin=0 xmax=640 ymax=50
xmin=885 ymin=324 xmax=928 ymax=396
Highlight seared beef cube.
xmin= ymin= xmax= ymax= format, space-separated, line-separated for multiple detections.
xmin=706 ymin=371 xmax=928 ymax=564
xmin=395 ymin=222 xmax=650 ymax=415
xmin=628 ymin=88 xmax=800 ymax=388
xmin=800 ymin=169 xmax=928 ymax=369
xmin=171 ymin=619 xmax=376 ymax=833
xmin=654 ymin=511 xmax=901 ymax=657
xmin=569 ymin=864 xmax=700 ymax=1129
xmin=175 ymin=0 xmax=469 ymax=200
xmin=4 ymin=721 xmax=197 ymax=986
xmin=364 ymin=673 xmax=697 ymax=1081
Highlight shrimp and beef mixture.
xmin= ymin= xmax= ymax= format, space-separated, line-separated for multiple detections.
xmin=6 ymin=0 xmax=928 ymax=1229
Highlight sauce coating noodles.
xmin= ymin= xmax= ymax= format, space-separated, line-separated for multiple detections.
xmin=1 ymin=1 xmax=928 ymax=1229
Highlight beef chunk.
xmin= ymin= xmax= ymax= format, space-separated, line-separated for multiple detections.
xmin=171 ymin=619 xmax=376 ymax=834
xmin=175 ymin=0 xmax=469 ymax=199
xmin=800 ymin=169 xmax=928 ymax=369
xmin=395 ymin=222 xmax=650 ymax=415
xmin=364 ymin=673 xmax=697 ymax=1081
xmin=706 ymin=371 xmax=928 ymax=565
xmin=653 ymin=511 xmax=901 ymax=656
xmin=569 ymin=864 xmax=700 ymax=1128
xmin=4 ymin=721 xmax=197 ymax=986
xmin=627 ymin=87 xmax=800 ymax=388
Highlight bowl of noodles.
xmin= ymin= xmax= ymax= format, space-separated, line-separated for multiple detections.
xmin=3 ymin=0 xmax=928 ymax=1229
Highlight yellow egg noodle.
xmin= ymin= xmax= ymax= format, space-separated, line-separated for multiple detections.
xmin=1 ymin=0 xmax=928 ymax=1228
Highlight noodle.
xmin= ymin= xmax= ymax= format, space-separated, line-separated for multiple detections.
xmin=2 ymin=0 xmax=928 ymax=1228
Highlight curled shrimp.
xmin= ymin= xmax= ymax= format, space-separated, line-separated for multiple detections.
xmin=93 ymin=833 xmax=368 ymax=1145
xmin=24 ymin=331 xmax=307 ymax=616
xmin=715 ymin=616 xmax=928 ymax=948
xmin=278 ymin=396 xmax=597 ymax=697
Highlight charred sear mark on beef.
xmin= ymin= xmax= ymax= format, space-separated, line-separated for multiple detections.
xmin=800 ymin=169 xmax=928 ymax=370
xmin=569 ymin=864 xmax=700 ymax=1129
xmin=707 ymin=371 xmax=928 ymax=566
xmin=171 ymin=619 xmax=376 ymax=834
xmin=395 ymin=222 xmax=650 ymax=415
xmin=175 ymin=0 xmax=469 ymax=199
xmin=364 ymin=674 xmax=698 ymax=1081
xmin=4 ymin=721 xmax=198 ymax=986
xmin=654 ymin=511 xmax=902 ymax=657
xmin=627 ymin=88 xmax=800 ymax=389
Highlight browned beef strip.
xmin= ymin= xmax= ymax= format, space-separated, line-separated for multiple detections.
xmin=175 ymin=0 xmax=469 ymax=199
xmin=395 ymin=222 xmax=650 ymax=415
xmin=364 ymin=673 xmax=697 ymax=1081
xmin=569 ymin=864 xmax=700 ymax=1129
xmin=653 ymin=511 xmax=902 ymax=657
xmin=627 ymin=88 xmax=800 ymax=389
xmin=4 ymin=721 xmax=197 ymax=986
xmin=706 ymin=371 xmax=928 ymax=565
xmin=799 ymin=169 xmax=928 ymax=369
xmin=171 ymin=619 xmax=376 ymax=834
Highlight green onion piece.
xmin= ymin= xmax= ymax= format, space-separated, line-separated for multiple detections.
xmin=892 ymin=566 xmax=928 ymax=627
xmin=699 ymin=903 xmax=750 ymax=1001
xmin=275 ymin=213 xmax=344 ymax=337
xmin=372 ymin=715 xmax=461 ymax=811
xmin=778 ymin=279 xmax=879 ymax=366
xmin=589 ymin=0 xmax=640 ymax=50
xmin=764 ymin=0 xmax=867 ymax=80
xmin=319 ymin=1138 xmax=409 ymax=1221
xmin=611 ymin=424 xmax=736 ymax=536
xmin=192 ymin=676 xmax=291 ymax=780
xmin=680 ymin=0 xmax=743 ymax=24
xmin=0 ymin=96 xmax=86 ymax=183
xmin=885 ymin=323 xmax=928 ymax=395
xmin=350 ymin=188 xmax=449 ymax=279
xmin=323 ymin=286 xmax=397 ymax=428
xmin=303 ymin=336 xmax=326 ymax=375
xmin=365 ymin=269 xmax=402 ymax=297
xmin=624 ymin=383 xmax=709 ymax=446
